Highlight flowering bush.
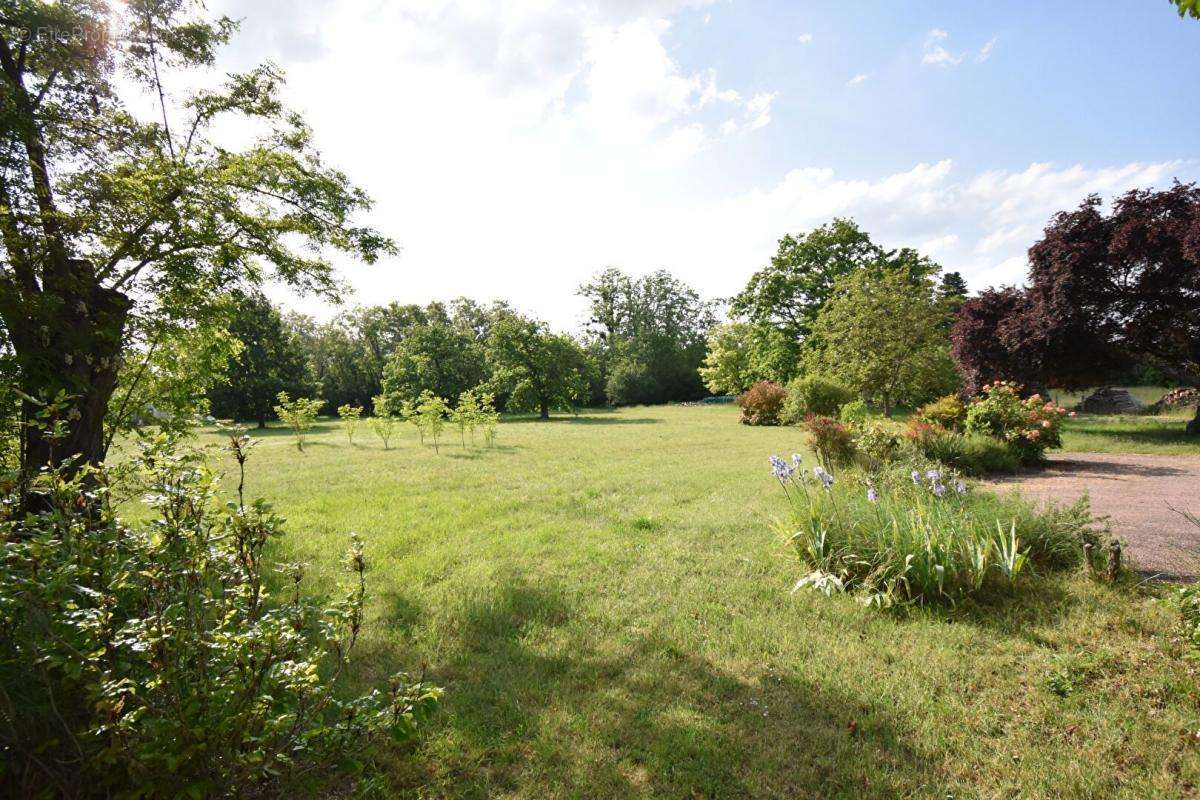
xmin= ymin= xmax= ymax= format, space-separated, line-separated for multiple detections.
xmin=0 ymin=433 xmax=439 ymax=798
xmin=736 ymin=380 xmax=787 ymax=426
xmin=769 ymin=455 xmax=1088 ymax=605
xmin=802 ymin=414 xmax=857 ymax=468
xmin=964 ymin=381 xmax=1069 ymax=464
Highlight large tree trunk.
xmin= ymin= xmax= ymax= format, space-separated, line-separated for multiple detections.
xmin=9 ymin=265 xmax=130 ymax=490
xmin=539 ymin=400 xmax=549 ymax=420
xmin=1188 ymin=405 xmax=1200 ymax=436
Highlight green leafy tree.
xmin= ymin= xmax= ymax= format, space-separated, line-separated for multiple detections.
xmin=452 ymin=390 xmax=480 ymax=447
xmin=272 ymin=392 xmax=323 ymax=451
xmin=208 ymin=293 xmax=312 ymax=427
xmin=380 ymin=320 xmax=487 ymax=409
xmin=0 ymin=2 xmax=392 ymax=487
xmin=337 ymin=403 xmax=363 ymax=445
xmin=937 ymin=271 xmax=970 ymax=321
xmin=579 ymin=268 xmax=715 ymax=405
xmin=416 ymin=390 xmax=448 ymax=453
xmin=699 ymin=322 xmax=758 ymax=395
xmin=369 ymin=394 xmax=399 ymax=449
xmin=731 ymin=220 xmax=938 ymax=377
xmin=1172 ymin=0 xmax=1200 ymax=20
xmin=477 ymin=390 xmax=500 ymax=446
xmin=804 ymin=269 xmax=956 ymax=417
xmin=487 ymin=315 xmax=590 ymax=419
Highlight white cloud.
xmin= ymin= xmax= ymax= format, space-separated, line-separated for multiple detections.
xmin=922 ymin=28 xmax=964 ymax=67
xmin=797 ymin=32 xmax=813 ymax=44
xmin=976 ymin=36 xmax=998 ymax=63
xmin=847 ymin=73 xmax=869 ymax=87
xmin=204 ymin=2 xmax=1194 ymax=330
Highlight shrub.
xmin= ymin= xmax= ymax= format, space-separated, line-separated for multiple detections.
xmin=768 ymin=456 xmax=1089 ymax=605
xmin=964 ymin=381 xmax=1069 ymax=464
xmin=452 ymin=390 xmax=481 ymax=447
xmin=273 ymin=391 xmax=324 ymax=451
xmin=802 ymin=414 xmax=857 ymax=469
xmin=955 ymin=434 xmax=1021 ymax=476
xmin=853 ymin=418 xmax=904 ymax=465
xmin=338 ymin=402 xmax=364 ymax=445
xmin=916 ymin=394 xmax=966 ymax=430
xmin=370 ymin=394 xmax=400 ymax=449
xmin=736 ymin=380 xmax=787 ymax=426
xmin=477 ymin=391 xmax=500 ymax=447
xmin=838 ymin=399 xmax=870 ymax=426
xmin=417 ymin=390 xmax=450 ymax=452
xmin=0 ymin=433 xmax=439 ymax=799
xmin=1172 ymin=508 xmax=1200 ymax=658
xmin=782 ymin=375 xmax=853 ymax=423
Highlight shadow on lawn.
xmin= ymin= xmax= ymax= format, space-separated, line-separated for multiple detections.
xmin=502 ymin=411 xmax=661 ymax=426
xmin=366 ymin=578 xmax=949 ymax=798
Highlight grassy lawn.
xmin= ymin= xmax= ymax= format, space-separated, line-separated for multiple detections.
xmin=185 ymin=406 xmax=1198 ymax=799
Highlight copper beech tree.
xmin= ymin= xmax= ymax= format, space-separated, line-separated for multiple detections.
xmin=0 ymin=1 xmax=392 ymax=486
xmin=951 ymin=182 xmax=1200 ymax=432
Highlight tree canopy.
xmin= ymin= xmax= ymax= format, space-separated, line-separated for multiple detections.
xmin=805 ymin=267 xmax=956 ymax=416
xmin=487 ymin=315 xmax=590 ymax=419
xmin=579 ymin=268 xmax=715 ymax=405
xmin=207 ymin=292 xmax=313 ymax=427
xmin=950 ymin=182 xmax=1200 ymax=430
xmin=0 ymin=1 xmax=390 ymax=483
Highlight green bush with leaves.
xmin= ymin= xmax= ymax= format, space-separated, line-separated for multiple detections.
xmin=369 ymin=394 xmax=400 ymax=450
xmin=477 ymin=391 xmax=500 ymax=447
xmin=853 ymin=418 xmax=905 ymax=465
xmin=782 ymin=375 xmax=854 ymax=424
xmin=273 ymin=391 xmax=324 ymax=451
xmin=0 ymin=433 xmax=439 ymax=799
xmin=339 ymin=403 xmax=364 ymax=445
xmin=838 ymin=399 xmax=870 ymax=426
xmin=452 ymin=391 xmax=481 ymax=447
xmin=916 ymin=394 xmax=967 ymax=431
xmin=417 ymin=391 xmax=450 ymax=453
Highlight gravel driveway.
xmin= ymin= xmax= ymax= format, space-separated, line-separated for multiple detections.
xmin=983 ymin=452 xmax=1200 ymax=580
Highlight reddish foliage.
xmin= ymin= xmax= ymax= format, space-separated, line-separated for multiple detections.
xmin=951 ymin=182 xmax=1200 ymax=395
xmin=735 ymin=380 xmax=787 ymax=426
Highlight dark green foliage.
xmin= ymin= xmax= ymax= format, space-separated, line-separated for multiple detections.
xmin=0 ymin=433 xmax=438 ymax=799
xmin=207 ymin=292 xmax=313 ymax=427
xmin=954 ymin=434 xmax=1021 ymax=475
xmin=487 ymin=315 xmax=592 ymax=419
xmin=735 ymin=380 xmax=787 ymax=426
xmin=782 ymin=375 xmax=854 ymax=423
xmin=580 ymin=268 xmax=715 ymax=405
xmin=381 ymin=321 xmax=487 ymax=409
xmin=731 ymin=219 xmax=940 ymax=377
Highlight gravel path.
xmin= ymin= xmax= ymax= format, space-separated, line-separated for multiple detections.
xmin=983 ymin=452 xmax=1200 ymax=580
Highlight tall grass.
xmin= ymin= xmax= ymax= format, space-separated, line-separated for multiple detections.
xmin=773 ymin=457 xmax=1092 ymax=605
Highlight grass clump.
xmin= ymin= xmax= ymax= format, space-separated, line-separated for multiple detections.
xmin=770 ymin=456 xmax=1090 ymax=606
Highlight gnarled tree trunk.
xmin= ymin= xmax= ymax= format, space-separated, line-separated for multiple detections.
xmin=4 ymin=260 xmax=130 ymax=487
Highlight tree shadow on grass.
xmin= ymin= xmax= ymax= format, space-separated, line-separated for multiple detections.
xmin=361 ymin=578 xmax=951 ymax=798
xmin=502 ymin=411 xmax=661 ymax=426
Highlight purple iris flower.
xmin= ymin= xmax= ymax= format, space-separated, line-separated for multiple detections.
xmin=926 ymin=469 xmax=942 ymax=483
xmin=911 ymin=470 xmax=921 ymax=485
xmin=954 ymin=480 xmax=967 ymax=495
xmin=867 ymin=485 xmax=879 ymax=503
xmin=932 ymin=482 xmax=948 ymax=498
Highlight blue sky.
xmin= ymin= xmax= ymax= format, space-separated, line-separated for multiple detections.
xmin=210 ymin=0 xmax=1200 ymax=328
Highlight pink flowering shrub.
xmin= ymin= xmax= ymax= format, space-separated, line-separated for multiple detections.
xmin=963 ymin=381 xmax=1070 ymax=464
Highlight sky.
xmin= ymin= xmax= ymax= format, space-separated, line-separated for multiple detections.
xmin=206 ymin=0 xmax=1200 ymax=330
